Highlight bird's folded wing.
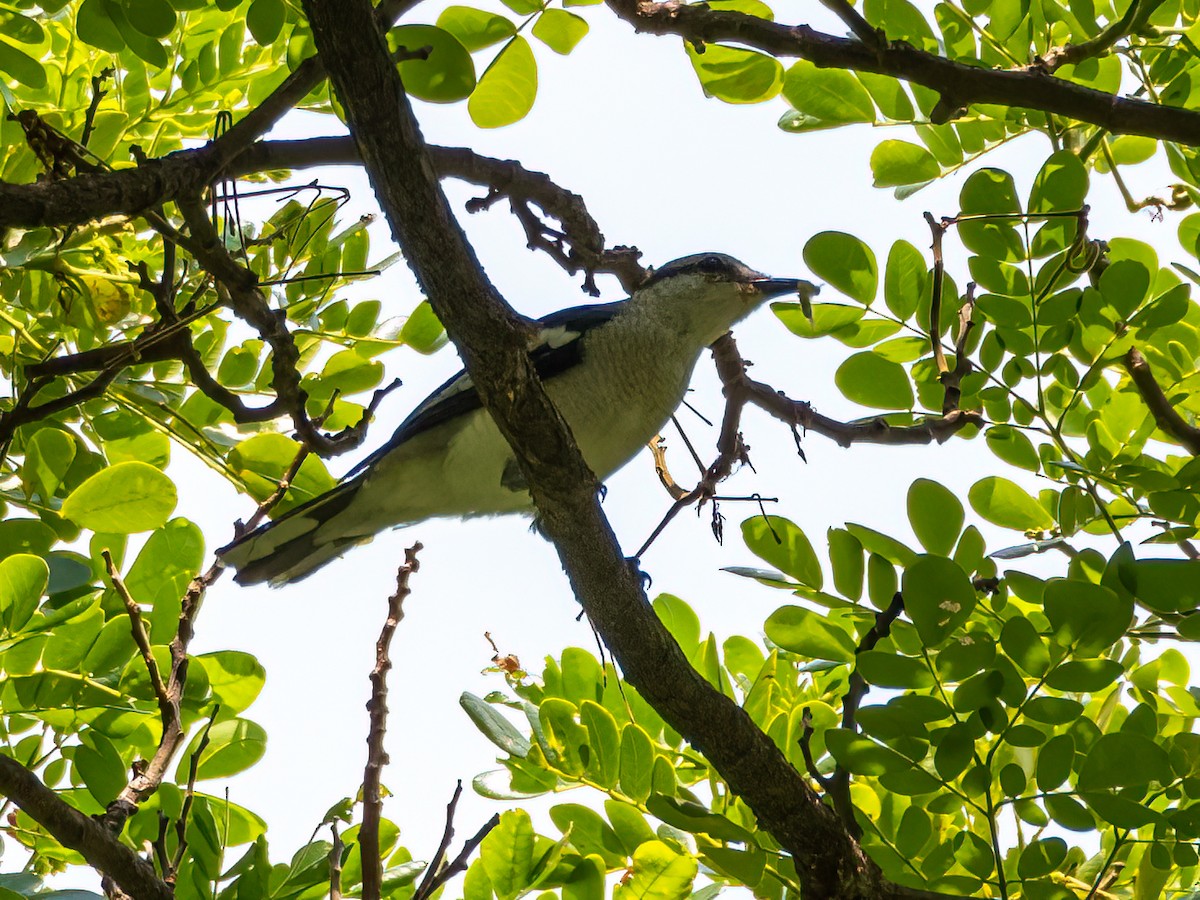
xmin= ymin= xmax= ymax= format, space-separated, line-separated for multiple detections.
xmin=345 ymin=300 xmax=625 ymax=478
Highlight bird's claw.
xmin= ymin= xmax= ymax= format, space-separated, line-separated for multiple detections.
xmin=625 ymin=556 xmax=652 ymax=590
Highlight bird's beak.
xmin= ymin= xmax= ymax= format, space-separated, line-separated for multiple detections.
xmin=751 ymin=276 xmax=813 ymax=299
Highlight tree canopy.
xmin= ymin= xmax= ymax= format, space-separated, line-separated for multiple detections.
xmin=1 ymin=0 xmax=1200 ymax=899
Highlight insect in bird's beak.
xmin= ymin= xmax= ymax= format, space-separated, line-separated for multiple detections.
xmin=751 ymin=277 xmax=820 ymax=322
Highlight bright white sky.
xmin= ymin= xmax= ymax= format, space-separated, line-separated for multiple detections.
xmin=155 ymin=0 xmax=1191 ymax=882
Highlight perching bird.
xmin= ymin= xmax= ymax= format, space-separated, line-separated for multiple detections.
xmin=218 ymin=253 xmax=809 ymax=585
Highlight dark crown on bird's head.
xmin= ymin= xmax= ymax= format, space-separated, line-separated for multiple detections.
xmin=637 ymin=253 xmax=763 ymax=291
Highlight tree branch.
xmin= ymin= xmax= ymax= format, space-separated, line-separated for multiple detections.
xmin=710 ymin=334 xmax=984 ymax=447
xmin=602 ymin=0 xmax=1200 ymax=135
xmin=302 ymin=2 xmax=965 ymax=898
xmin=361 ymin=544 xmax=422 ymax=900
xmin=1123 ymin=347 xmax=1200 ymax=454
xmin=0 ymin=756 xmax=172 ymax=900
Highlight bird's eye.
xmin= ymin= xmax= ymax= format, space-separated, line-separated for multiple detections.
xmin=699 ymin=255 xmax=722 ymax=272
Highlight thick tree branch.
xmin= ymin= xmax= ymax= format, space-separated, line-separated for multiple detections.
xmin=603 ymin=0 xmax=1200 ymax=136
xmin=1123 ymin=347 xmax=1200 ymax=454
xmin=302 ymin=2 xmax=963 ymax=898
xmin=0 ymin=756 xmax=172 ymax=900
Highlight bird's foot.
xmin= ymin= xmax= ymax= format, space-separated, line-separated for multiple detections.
xmin=625 ymin=556 xmax=652 ymax=590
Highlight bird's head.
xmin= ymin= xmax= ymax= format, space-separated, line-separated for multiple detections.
xmin=632 ymin=253 xmax=815 ymax=345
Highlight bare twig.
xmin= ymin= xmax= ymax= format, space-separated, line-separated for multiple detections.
xmin=102 ymin=550 xmax=171 ymax=729
xmin=825 ymin=592 xmax=907 ymax=837
xmin=361 ymin=544 xmax=423 ymax=900
xmin=169 ymin=709 xmax=219 ymax=881
xmin=1123 ymin=347 xmax=1200 ymax=454
xmin=818 ymin=0 xmax=882 ymax=47
xmin=80 ymin=67 xmax=115 ymax=148
xmin=1038 ymin=0 xmax=1167 ymax=72
xmin=413 ymin=811 xmax=501 ymax=900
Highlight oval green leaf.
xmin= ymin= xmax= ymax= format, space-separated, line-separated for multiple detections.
xmin=62 ymin=461 xmax=177 ymax=534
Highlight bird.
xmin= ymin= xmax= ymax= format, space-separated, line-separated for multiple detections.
xmin=218 ymin=253 xmax=810 ymax=585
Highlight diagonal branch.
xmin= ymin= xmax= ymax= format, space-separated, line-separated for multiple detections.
xmin=0 ymin=756 xmax=172 ymax=900
xmin=302 ymin=2 xmax=968 ymax=899
xmin=1123 ymin=347 xmax=1200 ymax=454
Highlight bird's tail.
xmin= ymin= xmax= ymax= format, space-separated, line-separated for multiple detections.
xmin=218 ymin=477 xmax=371 ymax=586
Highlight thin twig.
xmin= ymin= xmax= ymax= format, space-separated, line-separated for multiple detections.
xmin=102 ymin=550 xmax=171 ymax=729
xmin=169 ymin=709 xmax=219 ymax=880
xmin=414 ymin=813 xmax=501 ymax=900
xmin=361 ymin=544 xmax=423 ymax=900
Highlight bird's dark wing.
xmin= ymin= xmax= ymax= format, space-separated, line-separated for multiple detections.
xmin=345 ymin=300 xmax=625 ymax=479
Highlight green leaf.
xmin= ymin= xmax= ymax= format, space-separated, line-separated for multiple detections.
xmin=653 ymin=594 xmax=700 ymax=655
xmin=902 ymin=555 xmax=977 ymax=645
xmin=392 ymin=24 xmax=476 ymax=103
xmin=1043 ymin=578 xmax=1132 ymax=657
xmin=124 ymin=518 xmax=204 ymax=640
xmin=619 ymin=724 xmax=654 ymax=803
xmin=740 ymin=516 xmax=822 ymax=588
xmin=1120 ymin=558 xmax=1200 ymax=613
xmin=120 ymin=0 xmax=176 ymax=37
xmin=469 ymin=36 xmax=537 ymax=128
xmin=437 ymin=6 xmax=516 ymax=51
xmin=825 ymin=728 xmax=910 ymax=774
xmin=835 ymin=352 xmax=914 ymax=409
xmin=77 ymin=0 xmax=125 ymax=51
xmin=0 ymin=554 xmax=49 ymax=632
xmin=62 ymin=462 xmax=177 ymax=534
xmin=0 ymin=36 xmax=45 ymax=88
xmin=0 ymin=519 xmax=55 ymax=560
xmin=400 ymin=300 xmax=448 ymax=353
xmin=1078 ymin=733 xmax=1172 ymax=790
xmin=246 ymin=0 xmax=285 ymax=45
xmin=803 ymin=231 xmax=877 ymax=304
xmin=764 ymin=605 xmax=856 ymax=662
xmin=180 ymin=718 xmax=268 ymax=780
xmin=856 ymin=650 xmax=933 ymax=688
xmin=460 ymin=692 xmax=531 ymax=758
xmin=870 ymin=140 xmax=940 ymax=187
xmin=999 ymin=616 xmax=1050 ymax=677
xmin=781 ymin=60 xmax=874 ymax=125
xmin=481 ymin=810 xmax=536 ymax=900
xmin=773 ymin=301 xmax=863 ymax=338
xmin=1045 ymin=659 xmax=1124 ymax=692
xmin=549 ymin=805 xmax=625 ymax=866
xmin=580 ymin=700 xmax=620 ymax=787
xmin=0 ymin=9 xmax=45 ymax=44
xmin=532 ymin=8 xmax=588 ymax=54
xmin=538 ymin=697 xmax=588 ymax=775
xmin=828 ymin=528 xmax=864 ymax=600
xmin=968 ymin=477 xmax=1054 ymax=531
xmin=22 ymin=429 xmax=77 ymax=501
xmin=688 ymin=44 xmax=782 ymax=103
xmin=74 ymin=729 xmax=126 ymax=806
xmin=197 ymin=651 xmax=266 ymax=715
xmin=613 ymin=841 xmax=697 ymax=900
xmin=227 ymin=434 xmax=336 ymax=515
xmin=985 ymin=426 xmax=1041 ymax=472
xmin=884 ymin=240 xmax=926 ymax=319
xmin=907 ymin=478 xmax=964 ymax=555
xmin=1028 ymin=149 xmax=1088 ymax=213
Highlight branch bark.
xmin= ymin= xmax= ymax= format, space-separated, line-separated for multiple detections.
xmin=0 ymin=756 xmax=172 ymax=900
xmin=1123 ymin=347 xmax=1200 ymax=454
xmin=301 ymin=1 xmax=962 ymax=898
xmin=603 ymin=0 xmax=1200 ymax=138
